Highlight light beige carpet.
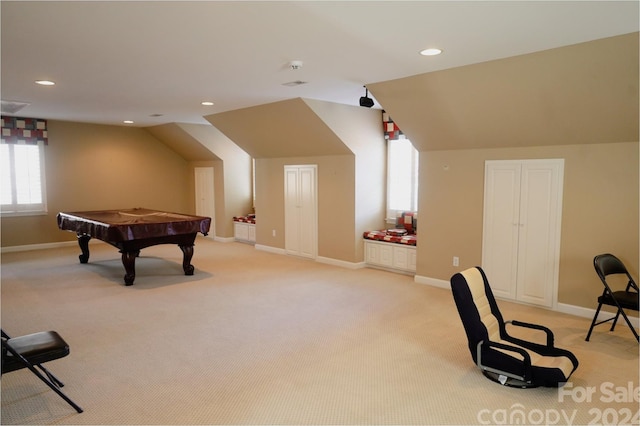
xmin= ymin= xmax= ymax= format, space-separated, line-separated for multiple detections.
xmin=1 ymin=238 xmax=638 ymax=425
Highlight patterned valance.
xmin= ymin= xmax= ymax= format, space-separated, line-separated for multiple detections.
xmin=1 ymin=116 xmax=48 ymax=145
xmin=382 ymin=111 xmax=404 ymax=141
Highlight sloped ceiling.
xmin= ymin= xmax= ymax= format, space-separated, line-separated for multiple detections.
xmin=3 ymin=2 xmax=637 ymax=127
xmin=205 ymin=98 xmax=354 ymax=158
xmin=145 ymin=123 xmax=221 ymax=161
xmin=177 ymin=122 xmax=251 ymax=162
xmin=369 ymin=33 xmax=639 ymax=151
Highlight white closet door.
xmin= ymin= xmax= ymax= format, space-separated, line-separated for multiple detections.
xmin=195 ymin=167 xmax=215 ymax=238
xmin=515 ymin=162 xmax=563 ymax=306
xmin=482 ymin=159 xmax=563 ymax=308
xmin=297 ymin=166 xmax=317 ymax=258
xmin=481 ymin=162 xmax=521 ymax=300
xmin=284 ymin=165 xmax=317 ymax=259
xmin=285 ymin=167 xmax=301 ymax=255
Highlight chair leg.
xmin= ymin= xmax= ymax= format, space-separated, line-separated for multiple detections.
xmin=586 ymin=303 xmax=603 ymax=341
xmin=21 ymin=362 xmax=83 ymax=413
xmin=609 ymin=309 xmax=622 ymax=331
xmin=586 ymin=303 xmax=639 ymax=343
xmin=617 ymin=310 xmax=640 ymax=342
xmin=3 ymin=344 xmax=83 ymax=413
xmin=38 ymin=364 xmax=65 ymax=388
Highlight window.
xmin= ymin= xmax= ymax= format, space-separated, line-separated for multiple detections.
xmin=386 ymin=137 xmax=418 ymax=221
xmin=0 ymin=141 xmax=47 ymax=215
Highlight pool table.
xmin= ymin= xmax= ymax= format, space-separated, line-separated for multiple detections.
xmin=57 ymin=208 xmax=211 ymax=285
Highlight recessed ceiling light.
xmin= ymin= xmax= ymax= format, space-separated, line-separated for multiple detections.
xmin=420 ymin=48 xmax=442 ymax=56
xmin=123 ymin=120 xmax=134 ymax=124
xmin=201 ymin=101 xmax=214 ymax=106
xmin=35 ymin=80 xmax=55 ymax=86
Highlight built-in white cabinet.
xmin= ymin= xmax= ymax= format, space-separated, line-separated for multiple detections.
xmin=284 ymin=165 xmax=317 ymax=259
xmin=364 ymin=240 xmax=416 ymax=274
xmin=248 ymin=224 xmax=256 ymax=243
xmin=234 ymin=222 xmax=256 ymax=244
xmin=482 ymin=159 xmax=564 ymax=308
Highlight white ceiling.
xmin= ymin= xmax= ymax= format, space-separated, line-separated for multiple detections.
xmin=2 ymin=1 xmax=638 ymax=127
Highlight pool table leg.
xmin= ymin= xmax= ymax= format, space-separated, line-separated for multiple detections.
xmin=180 ymin=244 xmax=195 ymax=275
xmin=77 ymin=235 xmax=91 ymax=263
xmin=121 ymin=250 xmax=139 ymax=286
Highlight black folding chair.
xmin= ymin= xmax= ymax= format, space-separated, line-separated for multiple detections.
xmin=1 ymin=329 xmax=83 ymax=413
xmin=586 ymin=254 xmax=639 ymax=342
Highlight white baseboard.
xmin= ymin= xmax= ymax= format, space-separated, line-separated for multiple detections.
xmin=556 ymin=302 xmax=639 ymax=327
xmin=254 ymin=244 xmax=286 ymax=255
xmin=251 ymin=247 xmax=364 ymax=269
xmin=415 ymin=274 xmax=639 ymax=328
xmin=414 ymin=274 xmax=450 ymax=289
xmin=2 ymin=240 xmax=80 ymax=253
xmin=213 ymin=236 xmax=235 ymax=243
xmin=555 ymin=302 xmax=597 ymax=320
xmin=3 ymin=234 xmax=223 ymax=253
xmin=316 ymin=256 xmax=365 ymax=269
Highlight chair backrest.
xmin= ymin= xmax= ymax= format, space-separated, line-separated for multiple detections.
xmin=594 ymin=253 xmax=639 ymax=292
xmin=450 ymin=267 xmax=506 ymax=362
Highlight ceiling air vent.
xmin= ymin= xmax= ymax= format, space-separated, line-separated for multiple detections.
xmin=282 ymin=80 xmax=308 ymax=87
xmin=1 ymin=100 xmax=31 ymax=114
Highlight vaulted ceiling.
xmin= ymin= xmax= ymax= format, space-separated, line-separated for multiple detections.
xmin=2 ymin=1 xmax=638 ymax=128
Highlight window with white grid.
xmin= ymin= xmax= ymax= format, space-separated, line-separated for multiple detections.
xmin=1 ymin=141 xmax=47 ymax=215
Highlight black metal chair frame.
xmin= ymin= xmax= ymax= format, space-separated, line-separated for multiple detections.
xmin=586 ymin=254 xmax=639 ymax=342
xmin=1 ymin=329 xmax=83 ymax=413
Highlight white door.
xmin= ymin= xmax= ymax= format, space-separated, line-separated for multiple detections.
xmin=482 ymin=159 xmax=564 ymax=308
xmin=195 ymin=167 xmax=215 ymax=238
xmin=284 ymin=165 xmax=317 ymax=259
xmin=482 ymin=163 xmax=521 ymax=300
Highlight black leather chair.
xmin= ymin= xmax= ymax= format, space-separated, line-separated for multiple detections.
xmin=450 ymin=267 xmax=578 ymax=388
xmin=586 ymin=254 xmax=639 ymax=342
xmin=1 ymin=329 xmax=83 ymax=413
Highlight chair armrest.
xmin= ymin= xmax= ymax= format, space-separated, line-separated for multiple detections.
xmin=507 ymin=320 xmax=555 ymax=347
xmin=477 ymin=339 xmax=533 ymax=382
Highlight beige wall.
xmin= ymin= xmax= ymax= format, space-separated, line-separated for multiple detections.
xmin=419 ymin=142 xmax=638 ymax=309
xmin=303 ymin=100 xmax=387 ymax=260
xmin=206 ymin=99 xmax=353 ymax=158
xmin=1 ymin=120 xmax=191 ymax=247
xmin=178 ymin=123 xmax=253 ymax=238
xmin=367 ymin=32 xmax=639 ymax=311
xmin=255 ymin=155 xmax=358 ymax=262
xmin=146 ymin=123 xmax=253 ymax=239
xmin=210 ymin=99 xmax=386 ymax=263
xmin=368 ymin=33 xmax=638 ymax=151
xmin=2 ymin=34 xmax=637 ymax=314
